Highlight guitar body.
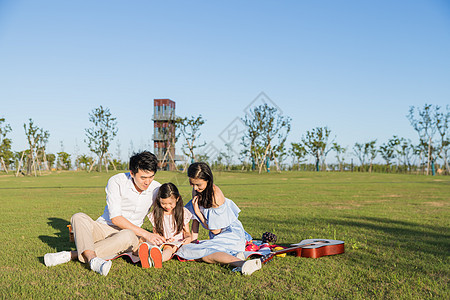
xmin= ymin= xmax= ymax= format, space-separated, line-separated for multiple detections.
xmin=274 ymin=239 xmax=345 ymax=258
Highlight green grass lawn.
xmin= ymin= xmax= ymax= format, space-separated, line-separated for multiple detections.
xmin=0 ymin=171 xmax=448 ymax=299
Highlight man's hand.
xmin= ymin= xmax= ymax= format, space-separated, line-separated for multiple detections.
xmin=142 ymin=231 xmax=166 ymax=245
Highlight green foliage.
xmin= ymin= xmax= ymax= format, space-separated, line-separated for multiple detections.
xmin=0 ymin=171 xmax=448 ymax=299
xmin=0 ymin=117 xmax=13 ymax=171
xmin=331 ymin=142 xmax=347 ymax=171
xmin=57 ymin=152 xmax=71 ymax=170
xmin=22 ymin=119 xmax=50 ymax=175
xmin=46 ymin=153 xmax=56 ymax=169
xmin=241 ymin=104 xmax=291 ymax=172
xmin=85 ymin=106 xmax=118 ymax=172
xmin=301 ymin=126 xmax=333 ymax=171
xmin=175 ymin=115 xmax=206 ymax=162
xmin=407 ymin=104 xmax=450 ymax=174
xmin=290 ymin=142 xmax=307 ymax=168
xmin=75 ymin=154 xmax=94 ymax=171
xmin=378 ymin=136 xmax=400 ymax=170
xmin=353 ymin=140 xmax=377 ymax=172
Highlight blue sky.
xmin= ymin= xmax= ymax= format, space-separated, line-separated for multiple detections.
xmin=1 ymin=0 xmax=449 ymax=164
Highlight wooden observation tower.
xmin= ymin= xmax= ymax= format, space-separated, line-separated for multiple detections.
xmin=153 ymin=99 xmax=177 ymax=170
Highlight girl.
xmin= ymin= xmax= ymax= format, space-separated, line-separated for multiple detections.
xmin=139 ymin=182 xmax=192 ymax=268
xmin=176 ymin=162 xmax=262 ymax=275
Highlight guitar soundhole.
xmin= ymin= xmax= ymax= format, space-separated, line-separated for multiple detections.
xmin=310 ymin=240 xmax=330 ymax=246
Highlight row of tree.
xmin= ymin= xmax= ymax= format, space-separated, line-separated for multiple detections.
xmin=179 ymin=103 xmax=449 ymax=175
xmin=0 ymin=103 xmax=449 ymax=176
xmin=0 ymin=106 xmax=120 ymax=175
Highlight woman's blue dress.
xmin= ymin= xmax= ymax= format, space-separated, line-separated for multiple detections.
xmin=176 ymin=198 xmax=251 ymax=260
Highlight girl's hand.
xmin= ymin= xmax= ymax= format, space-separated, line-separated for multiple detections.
xmin=181 ymin=237 xmax=191 ymax=245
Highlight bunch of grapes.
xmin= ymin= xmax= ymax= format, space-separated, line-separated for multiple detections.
xmin=261 ymin=232 xmax=277 ymax=244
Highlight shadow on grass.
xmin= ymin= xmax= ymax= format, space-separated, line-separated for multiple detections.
xmin=39 ymin=217 xmax=73 ymax=252
xmin=328 ymin=216 xmax=450 ymax=259
xmin=0 ymin=186 xmax=104 ymax=190
xmin=242 ymin=214 xmax=449 ymax=263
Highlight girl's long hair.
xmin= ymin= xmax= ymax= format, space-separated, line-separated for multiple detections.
xmin=152 ymin=183 xmax=184 ymax=237
xmin=187 ymin=162 xmax=215 ymax=208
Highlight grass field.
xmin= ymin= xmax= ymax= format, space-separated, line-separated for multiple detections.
xmin=0 ymin=170 xmax=448 ymax=299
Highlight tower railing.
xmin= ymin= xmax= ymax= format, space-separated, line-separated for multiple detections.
xmin=152 ymin=112 xmax=176 ymax=121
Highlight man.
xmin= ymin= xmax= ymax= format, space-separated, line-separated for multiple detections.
xmin=44 ymin=151 xmax=165 ymax=276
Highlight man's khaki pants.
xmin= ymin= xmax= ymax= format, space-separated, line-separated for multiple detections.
xmin=71 ymin=212 xmax=140 ymax=263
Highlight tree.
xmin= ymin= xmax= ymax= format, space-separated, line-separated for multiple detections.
xmin=241 ymin=104 xmax=291 ymax=173
xmin=407 ymin=104 xmax=439 ymax=175
xmin=176 ymin=115 xmax=206 ymax=164
xmin=301 ymin=127 xmax=332 ymax=172
xmin=0 ymin=117 xmax=13 ymax=172
xmin=290 ymin=142 xmax=307 ymax=171
xmin=222 ymin=143 xmax=234 ymax=171
xmin=367 ymin=141 xmax=378 ymax=173
xmin=331 ymin=142 xmax=347 ymax=172
xmin=57 ymin=151 xmax=72 ymax=170
xmin=397 ymin=138 xmax=415 ymax=172
xmin=75 ymin=154 xmax=94 ymax=171
xmin=353 ymin=140 xmax=377 ymax=172
xmin=23 ymin=118 xmax=50 ymax=176
xmin=85 ymin=106 xmax=118 ymax=172
xmin=353 ymin=142 xmax=367 ymax=170
xmin=379 ymin=137 xmax=398 ymax=172
xmin=435 ymin=105 xmax=450 ymax=174
xmin=46 ymin=153 xmax=56 ymax=170
xmin=36 ymin=126 xmax=50 ymax=171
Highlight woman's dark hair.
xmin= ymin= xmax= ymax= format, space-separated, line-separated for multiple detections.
xmin=187 ymin=162 xmax=215 ymax=208
xmin=152 ymin=183 xmax=184 ymax=237
xmin=129 ymin=151 xmax=158 ymax=174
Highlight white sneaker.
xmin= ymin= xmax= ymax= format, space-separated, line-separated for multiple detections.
xmin=44 ymin=251 xmax=71 ymax=267
xmin=241 ymin=258 xmax=262 ymax=276
xmin=236 ymin=252 xmax=246 ymax=260
xmin=89 ymin=257 xmax=112 ymax=276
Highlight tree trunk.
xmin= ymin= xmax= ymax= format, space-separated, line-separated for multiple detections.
xmin=258 ymin=144 xmax=271 ymax=174
xmin=88 ymin=161 xmax=95 ymax=173
xmin=42 ymin=149 xmax=49 ymax=171
xmin=26 ymin=153 xmax=33 ymax=175
xmin=105 ymin=156 xmax=109 ymax=173
xmin=445 ymin=156 xmax=450 ymax=175
xmin=0 ymin=157 xmax=8 ymax=173
xmin=98 ymin=154 xmax=103 ymax=172
xmin=15 ymin=151 xmax=25 ymax=177
xmin=427 ymin=137 xmax=431 ymax=175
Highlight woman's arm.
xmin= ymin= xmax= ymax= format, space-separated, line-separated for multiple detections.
xmin=193 ymin=190 xmax=225 ymax=235
xmin=191 ymin=220 xmax=199 ymax=241
xmin=192 ymin=196 xmax=208 ymax=228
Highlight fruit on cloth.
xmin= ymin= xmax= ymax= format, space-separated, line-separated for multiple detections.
xmin=261 ymin=232 xmax=277 ymax=244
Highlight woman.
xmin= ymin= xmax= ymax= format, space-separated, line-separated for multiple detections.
xmin=176 ymin=162 xmax=262 ymax=275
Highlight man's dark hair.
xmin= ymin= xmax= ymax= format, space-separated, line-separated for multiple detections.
xmin=129 ymin=151 xmax=158 ymax=174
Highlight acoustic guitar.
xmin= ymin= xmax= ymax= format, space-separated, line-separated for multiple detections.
xmin=274 ymin=239 xmax=345 ymax=258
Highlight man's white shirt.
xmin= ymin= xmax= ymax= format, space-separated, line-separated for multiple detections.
xmin=96 ymin=172 xmax=161 ymax=228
